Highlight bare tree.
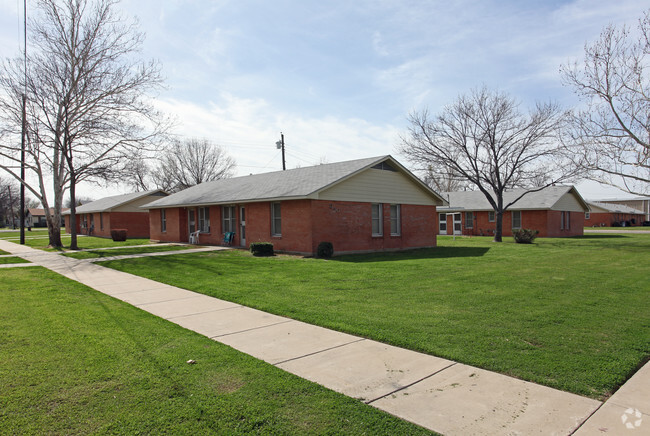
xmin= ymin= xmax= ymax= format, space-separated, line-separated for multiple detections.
xmin=128 ymin=138 xmax=236 ymax=193
xmin=400 ymin=87 xmax=577 ymax=242
xmin=0 ymin=177 xmax=20 ymax=228
xmin=0 ymin=0 xmax=169 ymax=249
xmin=421 ymin=161 xmax=470 ymax=193
xmin=560 ymin=10 xmax=650 ymax=195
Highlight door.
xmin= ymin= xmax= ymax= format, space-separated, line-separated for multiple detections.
xmin=240 ymin=206 xmax=246 ymax=247
xmin=188 ymin=209 xmax=196 ymax=237
xmin=453 ymin=213 xmax=462 ymax=235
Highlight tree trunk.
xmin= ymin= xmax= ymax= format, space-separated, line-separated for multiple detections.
xmin=494 ymin=196 xmax=504 ymax=242
xmin=69 ymin=174 xmax=79 ymax=250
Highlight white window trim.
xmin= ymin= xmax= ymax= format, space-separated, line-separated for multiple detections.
xmin=222 ymin=205 xmax=235 ymax=233
xmin=488 ymin=211 xmax=495 ymax=222
xmin=585 ymin=212 xmax=590 ymax=220
xmin=198 ymin=207 xmax=210 ymax=233
xmin=271 ymin=202 xmax=282 ymax=236
xmin=439 ymin=213 xmax=447 ymax=233
xmin=465 ymin=211 xmax=473 ymax=229
xmin=390 ymin=204 xmax=401 ymax=236
xmin=160 ymin=209 xmax=166 ymax=233
xmin=512 ymin=210 xmax=522 ymax=229
xmin=371 ymin=203 xmax=383 ymax=236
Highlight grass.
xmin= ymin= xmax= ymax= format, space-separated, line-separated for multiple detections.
xmin=0 ymin=228 xmax=155 ymax=251
xmin=62 ymin=244 xmax=192 ymax=259
xmin=99 ymin=234 xmax=650 ymax=400
xmin=0 ymin=267 xmax=433 ymax=435
xmin=0 ymin=249 xmax=9 ymax=255
xmin=0 ymin=256 xmax=30 ymax=265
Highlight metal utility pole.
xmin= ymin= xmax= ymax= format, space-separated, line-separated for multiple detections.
xmin=19 ymin=0 xmax=27 ymax=244
xmin=275 ymin=132 xmax=286 ymax=170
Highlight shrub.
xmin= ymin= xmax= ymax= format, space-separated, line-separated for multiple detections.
xmin=110 ymin=229 xmax=127 ymax=242
xmin=317 ymin=241 xmax=334 ymax=258
xmin=250 ymin=242 xmax=274 ymax=256
xmin=513 ymin=228 xmax=538 ymax=244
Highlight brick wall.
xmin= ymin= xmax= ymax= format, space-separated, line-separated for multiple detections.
xmin=441 ymin=209 xmax=584 ymax=238
xmin=585 ymin=212 xmax=645 ymax=227
xmin=148 ymin=199 xmax=438 ymax=255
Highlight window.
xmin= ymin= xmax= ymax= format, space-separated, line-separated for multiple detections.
xmin=160 ymin=209 xmax=166 ymax=233
xmin=512 ymin=211 xmax=521 ymax=229
xmin=390 ymin=204 xmax=401 ymax=236
xmin=371 ymin=203 xmax=383 ymax=236
xmin=585 ymin=212 xmax=590 ymax=220
xmin=198 ymin=207 xmax=210 ymax=233
xmin=465 ymin=212 xmax=473 ymax=229
xmin=561 ymin=211 xmax=570 ymax=230
xmin=100 ymin=212 xmax=104 ymax=230
xmin=488 ymin=211 xmax=495 ymax=222
xmin=271 ymin=202 xmax=281 ymax=236
xmin=222 ymin=206 xmax=235 ymax=233
xmin=439 ymin=213 xmax=447 ymax=233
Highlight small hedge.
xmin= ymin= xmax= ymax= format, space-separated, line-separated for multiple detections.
xmin=317 ymin=241 xmax=334 ymax=258
xmin=250 ymin=242 xmax=274 ymax=256
xmin=110 ymin=229 xmax=127 ymax=242
xmin=513 ymin=228 xmax=539 ymax=244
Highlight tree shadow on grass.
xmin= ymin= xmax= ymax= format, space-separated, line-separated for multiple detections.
xmin=333 ymin=246 xmax=490 ymax=263
xmin=573 ymin=234 xmax=626 ymax=239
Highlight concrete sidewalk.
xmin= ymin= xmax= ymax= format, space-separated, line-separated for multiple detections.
xmin=2 ymin=239 xmax=646 ymax=435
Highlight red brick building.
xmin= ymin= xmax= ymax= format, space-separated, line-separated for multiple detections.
xmin=142 ymin=156 xmax=447 ymax=255
xmin=584 ymin=202 xmax=646 ymax=227
xmin=64 ymin=190 xmax=167 ymax=238
xmin=437 ymin=186 xmax=589 ymax=238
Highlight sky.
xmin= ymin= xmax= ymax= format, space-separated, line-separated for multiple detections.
xmin=0 ymin=0 xmax=648 ymax=201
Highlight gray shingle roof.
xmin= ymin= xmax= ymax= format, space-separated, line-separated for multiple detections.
xmin=438 ymin=186 xmax=588 ymax=211
xmin=65 ymin=190 xmax=166 ymax=214
xmin=587 ymin=201 xmax=645 ymax=214
xmin=143 ymin=155 xmax=445 ymax=209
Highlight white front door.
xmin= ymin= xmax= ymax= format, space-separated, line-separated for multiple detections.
xmin=240 ymin=206 xmax=246 ymax=247
xmin=453 ymin=213 xmax=462 ymax=235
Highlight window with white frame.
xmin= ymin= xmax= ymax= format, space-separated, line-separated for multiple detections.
xmin=439 ymin=213 xmax=447 ymax=233
xmin=222 ymin=206 xmax=235 ymax=233
xmin=585 ymin=212 xmax=590 ymax=220
xmin=465 ymin=212 xmax=473 ymax=229
xmin=512 ymin=210 xmax=522 ymax=229
xmin=271 ymin=202 xmax=281 ymax=236
xmin=371 ymin=203 xmax=383 ymax=236
xmin=160 ymin=209 xmax=166 ymax=233
xmin=198 ymin=207 xmax=210 ymax=233
xmin=390 ymin=204 xmax=401 ymax=236
xmin=488 ymin=211 xmax=495 ymax=222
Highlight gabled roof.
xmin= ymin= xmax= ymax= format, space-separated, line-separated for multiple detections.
xmin=439 ymin=186 xmax=589 ymax=212
xmin=143 ymin=155 xmax=446 ymax=209
xmin=587 ymin=201 xmax=645 ymax=214
xmin=28 ymin=208 xmax=68 ymax=217
xmin=63 ymin=190 xmax=167 ymax=214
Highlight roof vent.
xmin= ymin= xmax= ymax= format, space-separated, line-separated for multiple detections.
xmin=372 ymin=161 xmax=397 ymax=172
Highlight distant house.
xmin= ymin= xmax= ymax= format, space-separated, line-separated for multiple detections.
xmin=438 ymin=186 xmax=589 ymax=238
xmin=585 ymin=202 xmax=646 ymax=227
xmin=28 ymin=208 xmax=67 ymax=228
xmin=595 ymin=197 xmax=650 ymax=222
xmin=142 ymin=156 xmax=447 ymax=255
xmin=63 ymin=190 xmax=167 ymax=238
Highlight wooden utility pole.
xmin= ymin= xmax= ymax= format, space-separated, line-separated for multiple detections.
xmin=19 ymin=0 xmax=26 ymax=245
xmin=276 ymin=132 xmax=286 ymax=170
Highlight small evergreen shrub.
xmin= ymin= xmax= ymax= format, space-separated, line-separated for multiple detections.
xmin=110 ymin=229 xmax=127 ymax=242
xmin=250 ymin=242 xmax=274 ymax=256
xmin=513 ymin=228 xmax=538 ymax=244
xmin=317 ymin=241 xmax=334 ymax=258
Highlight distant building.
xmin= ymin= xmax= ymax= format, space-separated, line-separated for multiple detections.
xmin=595 ymin=197 xmax=650 ymax=221
xmin=438 ymin=186 xmax=589 ymax=237
xmin=585 ymin=201 xmax=646 ymax=227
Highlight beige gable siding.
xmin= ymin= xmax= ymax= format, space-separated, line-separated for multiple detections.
xmin=113 ymin=195 xmax=161 ymax=212
xmin=317 ymin=168 xmax=440 ymax=205
xmin=551 ymin=192 xmax=586 ymax=212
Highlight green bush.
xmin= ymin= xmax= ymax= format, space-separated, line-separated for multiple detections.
xmin=110 ymin=229 xmax=127 ymax=242
xmin=513 ymin=228 xmax=538 ymax=244
xmin=317 ymin=242 xmax=334 ymax=258
xmin=250 ymin=242 xmax=274 ymax=256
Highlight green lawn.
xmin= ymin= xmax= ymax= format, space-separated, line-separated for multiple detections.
xmin=0 ymin=256 xmax=30 ymax=265
xmin=62 ymin=244 xmax=192 ymax=259
xmin=0 ymin=249 xmax=9 ymax=255
xmin=26 ymin=235 xmax=154 ymax=251
xmin=99 ymin=234 xmax=650 ymax=400
xmin=0 ymin=267 xmax=432 ymax=435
